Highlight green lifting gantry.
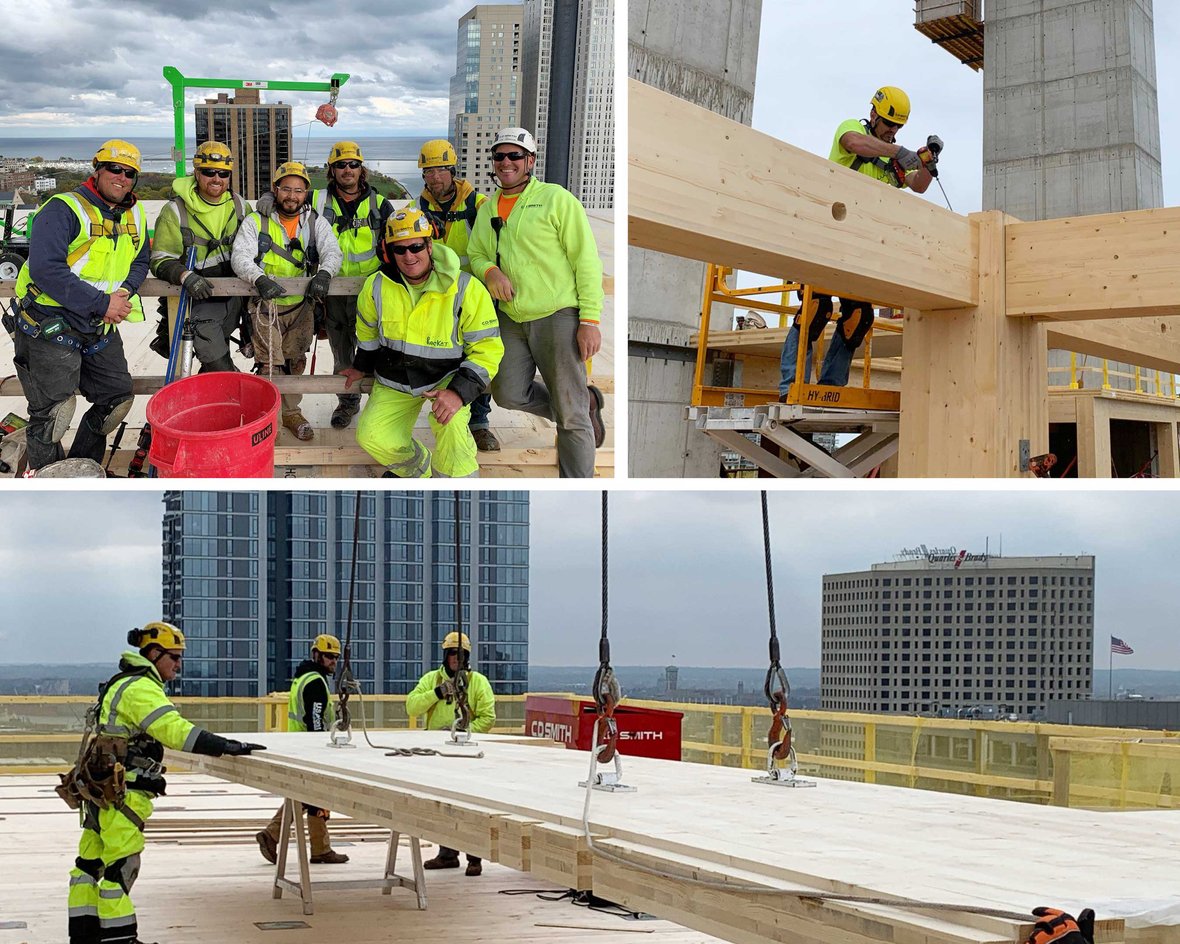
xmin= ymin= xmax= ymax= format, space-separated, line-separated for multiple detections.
xmin=162 ymin=66 xmax=351 ymax=177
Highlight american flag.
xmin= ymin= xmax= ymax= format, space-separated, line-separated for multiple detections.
xmin=1110 ymin=636 xmax=1134 ymax=655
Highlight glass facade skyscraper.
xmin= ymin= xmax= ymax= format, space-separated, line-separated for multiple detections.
xmin=162 ymin=491 xmax=529 ymax=697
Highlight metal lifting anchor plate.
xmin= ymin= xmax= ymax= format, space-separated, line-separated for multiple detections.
xmin=327 ymin=721 xmax=355 ymax=749
xmin=579 ymin=752 xmax=638 ymax=793
xmin=751 ymin=743 xmax=816 ymax=788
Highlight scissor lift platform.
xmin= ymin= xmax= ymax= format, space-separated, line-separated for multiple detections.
xmin=687 ymin=403 xmax=899 ymax=478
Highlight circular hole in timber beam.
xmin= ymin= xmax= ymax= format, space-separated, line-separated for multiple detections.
xmin=832 ymin=202 xmax=847 ymax=221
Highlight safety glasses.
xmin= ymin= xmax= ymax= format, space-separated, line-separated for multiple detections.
xmin=200 ymin=169 xmax=231 ymax=179
xmin=878 ymin=117 xmax=902 ymax=130
xmin=492 ymin=151 xmax=527 ymax=163
xmin=334 ymin=160 xmax=363 ymax=170
xmin=100 ymin=164 xmax=137 ymax=179
xmin=390 ymin=242 xmax=428 ymax=256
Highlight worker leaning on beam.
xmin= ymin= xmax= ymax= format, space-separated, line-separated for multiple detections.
xmin=4 ymin=140 xmax=149 ymax=474
xmin=311 ymin=141 xmax=392 ymax=431
xmin=406 ymin=632 xmax=495 ymax=876
xmin=468 ymin=127 xmax=606 ymax=479
xmin=417 ymin=139 xmax=500 ymax=454
xmin=340 ymin=207 xmax=503 ymax=479
xmin=256 ymin=634 xmax=350 ymax=866
xmin=63 ymin=622 xmax=264 ymax=944
xmin=778 ymin=87 xmax=943 ymax=395
xmin=231 ymin=160 xmax=342 ymax=442
xmin=149 ymin=141 xmax=250 ymax=372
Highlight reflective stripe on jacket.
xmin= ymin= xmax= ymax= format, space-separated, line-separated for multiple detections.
xmin=312 ymin=186 xmax=386 ymax=278
xmin=405 ymin=666 xmax=496 ymax=733
xmin=287 ymin=669 xmax=335 ymax=732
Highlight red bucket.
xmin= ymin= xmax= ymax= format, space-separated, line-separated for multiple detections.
xmin=146 ymin=373 xmax=281 ymax=478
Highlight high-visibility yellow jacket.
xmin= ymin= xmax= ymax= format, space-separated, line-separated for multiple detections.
xmin=468 ymin=176 xmax=603 ymax=325
xmin=151 ymin=176 xmax=248 ymax=277
xmin=287 ymin=661 xmax=335 ymax=732
xmin=312 ymin=184 xmax=389 ymax=278
xmin=354 ymin=242 xmax=503 ymax=405
xmin=418 ymin=178 xmax=486 ymax=274
xmin=17 ymin=190 xmax=148 ymax=324
xmin=405 ymin=665 xmax=496 ymax=733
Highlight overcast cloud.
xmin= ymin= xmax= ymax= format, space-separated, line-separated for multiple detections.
xmin=0 ymin=0 xmax=492 ymax=137
xmin=3 ymin=489 xmax=1177 ymax=672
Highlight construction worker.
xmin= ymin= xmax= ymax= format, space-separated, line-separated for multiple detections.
xmin=340 ymin=207 xmax=502 ymax=478
xmin=417 ymin=139 xmax=498 ymax=453
xmin=311 ymin=142 xmax=392 ymax=430
xmin=1025 ymin=908 xmax=1094 ymax=944
xmin=469 ymin=127 xmax=606 ymax=479
xmin=231 ymin=160 xmax=342 ymax=441
xmin=779 ymin=87 xmax=942 ymax=394
xmin=65 ymin=622 xmax=264 ymax=944
xmin=5 ymin=140 xmax=149 ymax=474
xmin=406 ymin=632 xmax=495 ymax=876
xmin=149 ymin=141 xmax=249 ymax=373
xmin=256 ymin=634 xmax=349 ymax=866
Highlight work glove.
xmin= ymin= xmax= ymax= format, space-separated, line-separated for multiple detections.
xmin=254 ymin=274 xmax=285 ymax=301
xmin=222 ymin=741 xmax=267 ymax=756
xmin=255 ymin=191 xmax=276 ymax=216
xmin=305 ymin=270 xmax=332 ymax=303
xmin=156 ymin=259 xmax=186 ymax=286
xmin=182 ymin=271 xmax=214 ymax=301
xmin=893 ymin=145 xmax=922 ymax=173
xmin=926 ymin=134 xmax=944 ymax=157
xmin=435 ymin=679 xmax=455 ymax=700
xmin=1026 ymin=907 xmax=1095 ymax=944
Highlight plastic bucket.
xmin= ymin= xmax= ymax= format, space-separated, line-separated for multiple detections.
xmin=146 ymin=373 xmax=281 ymax=478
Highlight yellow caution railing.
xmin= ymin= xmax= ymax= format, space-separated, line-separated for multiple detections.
xmin=1054 ymin=356 xmax=1179 ymax=398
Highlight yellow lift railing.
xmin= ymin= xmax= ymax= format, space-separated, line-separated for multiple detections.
xmin=1054 ymin=354 xmax=1180 ymax=398
xmin=692 ymin=265 xmax=902 ymax=412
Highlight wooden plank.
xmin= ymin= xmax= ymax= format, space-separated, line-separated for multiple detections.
xmin=1046 ymin=319 xmax=1180 ymax=375
xmin=628 ymin=80 xmax=978 ymax=312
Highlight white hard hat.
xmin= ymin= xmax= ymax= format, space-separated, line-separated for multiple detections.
xmin=489 ymin=127 xmax=537 ymax=155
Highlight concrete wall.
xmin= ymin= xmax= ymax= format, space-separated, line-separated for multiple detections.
xmin=628 ymin=0 xmax=762 ymax=477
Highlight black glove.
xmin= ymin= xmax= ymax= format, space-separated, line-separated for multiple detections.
xmin=156 ymin=259 xmax=186 ymax=286
xmin=182 ymin=271 xmax=214 ymax=301
xmin=254 ymin=275 xmax=285 ymax=301
xmin=305 ymin=270 xmax=332 ymax=303
xmin=1026 ymin=907 xmax=1095 ymax=944
xmin=893 ymin=145 xmax=922 ymax=173
xmin=222 ymin=740 xmax=267 ymax=756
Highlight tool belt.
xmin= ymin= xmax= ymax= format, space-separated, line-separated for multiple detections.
xmin=56 ymin=734 xmax=128 ymax=811
xmin=11 ymin=298 xmax=112 ymax=356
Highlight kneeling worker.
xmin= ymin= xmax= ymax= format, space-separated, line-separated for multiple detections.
xmin=406 ymin=632 xmax=495 ymax=875
xmin=64 ymin=622 xmax=264 ymax=944
xmin=256 ymin=634 xmax=349 ymax=865
xmin=341 ymin=208 xmax=503 ymax=478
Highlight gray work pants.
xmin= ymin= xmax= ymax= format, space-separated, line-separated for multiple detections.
xmin=490 ymin=308 xmax=593 ymax=478
xmin=189 ymin=297 xmax=242 ymax=373
xmin=323 ymin=295 xmax=361 ymax=409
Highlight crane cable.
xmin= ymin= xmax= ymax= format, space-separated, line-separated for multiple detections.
xmin=450 ymin=490 xmax=473 ymax=737
xmin=589 ymin=492 xmax=621 ymax=763
xmin=761 ymin=491 xmax=797 ymax=775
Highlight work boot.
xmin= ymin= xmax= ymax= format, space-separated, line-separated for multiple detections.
xmin=465 ymin=860 xmax=483 ymax=877
xmin=424 ymin=854 xmax=461 ymax=870
xmin=587 ymin=385 xmax=606 ymax=448
xmin=330 ymin=398 xmax=360 ymax=430
xmin=282 ymin=410 xmax=314 ymax=441
xmin=471 ymin=428 xmax=500 ymax=452
xmin=306 ymin=810 xmax=348 ymax=863
xmin=256 ymin=829 xmax=278 ymax=864
xmin=310 ymin=849 xmax=350 ymax=864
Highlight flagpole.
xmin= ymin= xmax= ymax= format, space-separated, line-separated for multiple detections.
xmin=1108 ymin=638 xmax=1113 ymax=699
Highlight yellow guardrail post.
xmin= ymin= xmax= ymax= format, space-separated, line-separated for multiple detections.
xmin=864 ymin=721 xmax=876 ymax=784
xmin=712 ymin=709 xmax=725 ymax=766
xmin=741 ymin=708 xmax=754 ymax=768
xmin=1051 ymin=740 xmax=1071 ymax=807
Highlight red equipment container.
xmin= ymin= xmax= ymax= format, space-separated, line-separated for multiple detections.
xmin=146 ymin=373 xmax=281 ymax=478
xmin=524 ymin=695 xmax=683 ymax=761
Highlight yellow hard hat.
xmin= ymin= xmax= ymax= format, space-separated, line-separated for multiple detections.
xmin=327 ymin=141 xmax=364 ymax=165
xmin=129 ymin=621 xmax=186 ymax=651
xmin=418 ymin=139 xmax=458 ymax=169
xmin=272 ymin=161 xmax=311 ymax=189
xmin=384 ymin=207 xmax=434 ymax=243
xmin=871 ymin=87 xmax=910 ymax=126
xmin=93 ymin=139 xmax=142 ymax=174
xmin=442 ymin=632 xmax=471 ymax=652
xmin=312 ymin=634 xmax=342 ymax=656
xmin=193 ymin=141 xmax=233 ymax=171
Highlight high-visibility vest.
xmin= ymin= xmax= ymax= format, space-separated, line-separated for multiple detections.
xmin=420 ymin=187 xmax=482 ymax=273
xmin=248 ymin=208 xmax=321 ymax=306
xmin=287 ymin=670 xmax=335 ymax=732
xmin=151 ymin=181 xmax=247 ymax=275
xmin=16 ymin=192 xmax=148 ymax=321
xmin=312 ymin=187 xmax=385 ymax=278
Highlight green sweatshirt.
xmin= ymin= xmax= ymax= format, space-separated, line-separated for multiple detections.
xmin=150 ymin=176 xmax=247 ymax=274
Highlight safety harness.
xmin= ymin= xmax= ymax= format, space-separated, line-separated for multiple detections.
xmin=847 ymin=118 xmax=905 ymax=188
xmin=170 ymin=191 xmax=248 ymax=275
xmin=419 ymin=191 xmax=479 ymax=237
xmin=254 ymin=206 xmax=321 ymax=275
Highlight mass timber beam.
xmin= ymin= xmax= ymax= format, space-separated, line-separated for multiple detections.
xmin=1046 ymin=319 xmax=1180 ymax=374
xmin=1006 ymin=209 xmax=1180 ymax=321
xmin=628 ymin=80 xmax=978 ymax=312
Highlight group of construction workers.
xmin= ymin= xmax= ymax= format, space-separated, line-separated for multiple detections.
xmin=5 ymin=126 xmax=606 ymax=478
xmin=65 ymin=624 xmax=494 ymax=944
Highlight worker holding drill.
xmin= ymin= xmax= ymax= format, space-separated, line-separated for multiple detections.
xmin=779 ymin=86 xmax=943 ymax=395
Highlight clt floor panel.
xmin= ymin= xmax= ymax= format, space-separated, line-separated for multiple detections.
xmin=154 ymin=731 xmax=1180 ymax=944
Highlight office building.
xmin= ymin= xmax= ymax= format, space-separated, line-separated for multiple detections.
xmin=162 ymin=491 xmax=529 ymax=697
xmin=520 ymin=0 xmax=614 ymax=207
xmin=449 ymin=5 xmax=523 ymax=197
xmin=821 ymin=550 xmax=1095 ymax=718
xmin=194 ymin=88 xmax=291 ymax=200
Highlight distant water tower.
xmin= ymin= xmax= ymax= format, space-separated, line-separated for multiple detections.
xmin=663 ymin=662 xmax=679 ymax=693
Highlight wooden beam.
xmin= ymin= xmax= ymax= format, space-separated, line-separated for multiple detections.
xmin=1006 ymin=209 xmax=1180 ymax=321
xmin=1046 ymin=318 xmax=1180 ymax=374
xmin=628 ymin=80 xmax=978 ymax=312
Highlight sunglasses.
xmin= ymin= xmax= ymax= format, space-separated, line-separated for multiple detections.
xmin=334 ymin=160 xmax=363 ymax=170
xmin=493 ymin=151 xmax=527 ymax=163
xmin=200 ymin=168 xmax=231 ymax=179
xmin=390 ymin=242 xmax=429 ymax=256
xmin=878 ymin=117 xmax=902 ymax=130
xmin=163 ymin=651 xmax=183 ymax=662
xmin=101 ymin=164 xmax=137 ymax=179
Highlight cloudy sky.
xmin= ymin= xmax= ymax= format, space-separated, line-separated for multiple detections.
xmin=3 ymin=488 xmax=1177 ymax=671
xmin=0 ymin=0 xmax=486 ymax=137
xmin=756 ymin=4 xmax=1180 ymax=212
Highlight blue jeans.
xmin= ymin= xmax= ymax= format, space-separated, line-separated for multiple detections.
xmin=778 ymin=324 xmax=855 ymax=395
xmin=468 ymin=392 xmax=492 ymax=430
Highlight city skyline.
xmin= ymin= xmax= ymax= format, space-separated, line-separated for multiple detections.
xmin=3 ymin=489 xmax=1178 ymax=671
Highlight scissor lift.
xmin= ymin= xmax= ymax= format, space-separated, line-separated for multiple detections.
xmin=687 ymin=265 xmax=902 ymax=477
